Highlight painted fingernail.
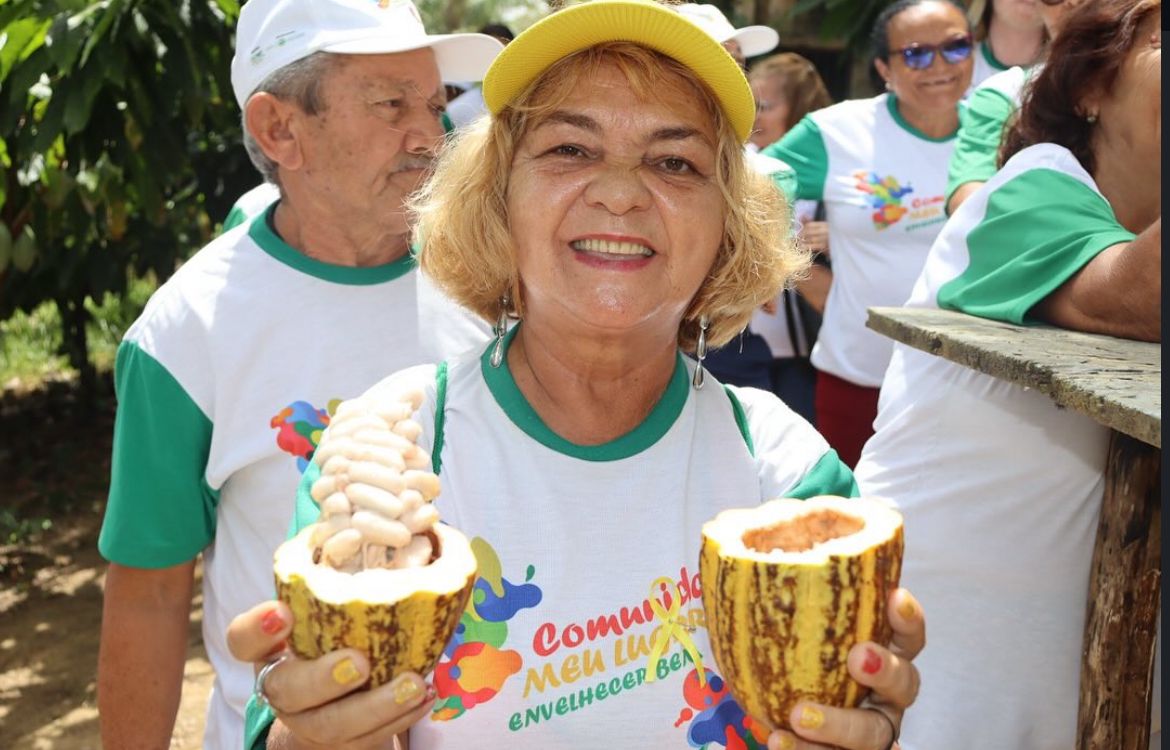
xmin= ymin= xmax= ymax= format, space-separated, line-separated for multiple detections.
xmin=260 ymin=609 xmax=285 ymax=635
xmin=331 ymin=658 xmax=362 ymax=686
xmin=772 ymin=733 xmax=797 ymax=750
xmin=799 ymin=705 xmax=825 ymax=729
xmin=424 ymin=682 xmax=437 ymax=702
xmin=862 ymin=647 xmax=883 ymax=675
xmin=394 ymin=677 xmax=423 ymax=705
xmin=897 ymin=597 xmax=917 ymax=621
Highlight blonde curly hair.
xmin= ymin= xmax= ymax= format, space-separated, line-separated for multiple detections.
xmin=413 ymin=41 xmax=808 ymax=352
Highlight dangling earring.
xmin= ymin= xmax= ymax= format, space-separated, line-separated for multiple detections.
xmin=490 ymin=294 xmax=510 ymax=368
xmin=692 ymin=315 xmax=710 ymax=390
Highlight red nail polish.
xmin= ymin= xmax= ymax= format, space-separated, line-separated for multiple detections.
xmin=862 ymin=647 xmax=882 ymax=675
xmin=260 ymin=609 xmax=285 ymax=635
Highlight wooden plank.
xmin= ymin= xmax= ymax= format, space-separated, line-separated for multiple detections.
xmin=1076 ymin=433 xmax=1161 ymax=750
xmin=866 ymin=307 xmax=1161 ymax=447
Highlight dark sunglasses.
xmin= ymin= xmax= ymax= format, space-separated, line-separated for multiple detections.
xmin=894 ymin=35 xmax=974 ymax=70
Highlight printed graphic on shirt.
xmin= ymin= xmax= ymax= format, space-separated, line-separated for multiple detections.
xmin=853 ymin=171 xmax=913 ymax=229
xmin=853 ymin=171 xmax=948 ymax=234
xmin=677 ymin=668 xmax=772 ymax=749
xmin=270 ymin=400 xmax=340 ymax=471
xmin=432 ymin=538 xmax=544 ymax=721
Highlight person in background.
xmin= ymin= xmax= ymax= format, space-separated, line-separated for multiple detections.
xmin=966 ymin=0 xmax=1046 ymax=89
xmin=705 ymin=52 xmax=834 ymax=423
xmin=94 ymin=1 xmax=500 ymax=748
xmin=445 ymin=23 xmax=516 ymax=129
xmin=945 ymin=0 xmax=1086 ymax=214
xmin=676 ymin=2 xmax=780 ymax=70
xmin=762 ymin=0 xmax=972 ymax=466
xmin=856 ymin=1 xmax=1161 ymax=747
xmin=226 ymin=3 xmax=927 ymax=749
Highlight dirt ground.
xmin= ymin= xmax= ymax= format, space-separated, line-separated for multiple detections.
xmin=0 ymin=378 xmax=213 ymax=749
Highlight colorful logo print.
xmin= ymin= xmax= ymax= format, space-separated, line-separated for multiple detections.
xmin=432 ymin=537 xmax=543 ymax=721
xmin=853 ymin=170 xmax=913 ymax=230
xmin=270 ymin=400 xmax=336 ymax=471
xmin=677 ymin=668 xmax=770 ymax=750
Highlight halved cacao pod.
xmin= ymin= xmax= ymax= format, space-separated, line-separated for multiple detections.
xmin=699 ymin=496 xmax=903 ymax=731
xmin=274 ymin=522 xmax=477 ymax=687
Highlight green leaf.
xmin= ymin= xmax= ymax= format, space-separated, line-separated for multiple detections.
xmin=62 ymin=69 xmax=104 ymax=134
xmin=0 ymin=17 xmax=52 ymax=80
xmin=78 ymin=0 xmax=128 ymax=70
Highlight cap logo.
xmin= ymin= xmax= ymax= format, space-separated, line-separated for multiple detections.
xmin=249 ymin=30 xmax=307 ymax=67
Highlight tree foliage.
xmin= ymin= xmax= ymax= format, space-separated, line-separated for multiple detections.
xmin=787 ymin=0 xmax=889 ymax=59
xmin=0 ymin=0 xmax=256 ymax=391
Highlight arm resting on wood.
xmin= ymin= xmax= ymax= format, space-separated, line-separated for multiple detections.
xmin=98 ymin=560 xmax=197 ymax=750
xmin=1032 ymin=218 xmax=1161 ymax=342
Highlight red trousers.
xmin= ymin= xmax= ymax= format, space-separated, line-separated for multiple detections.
xmin=814 ymin=370 xmax=880 ymax=469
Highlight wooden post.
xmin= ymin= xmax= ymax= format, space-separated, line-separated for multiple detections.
xmin=1076 ymin=432 xmax=1161 ymax=749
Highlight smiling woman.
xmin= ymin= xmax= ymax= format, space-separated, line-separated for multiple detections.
xmin=228 ymin=3 xmax=930 ymax=749
xmin=761 ymin=0 xmax=973 ymax=467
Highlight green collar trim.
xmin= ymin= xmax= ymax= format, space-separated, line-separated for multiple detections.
xmin=980 ymin=39 xmax=1009 ymax=71
xmin=885 ymin=95 xmax=958 ymax=143
xmin=479 ymin=324 xmax=690 ymax=461
xmin=248 ymin=204 xmax=415 ymax=285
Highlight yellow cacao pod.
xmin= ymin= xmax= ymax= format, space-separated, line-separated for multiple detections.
xmin=274 ymin=522 xmax=477 ymax=687
xmin=699 ymin=496 xmax=903 ymax=731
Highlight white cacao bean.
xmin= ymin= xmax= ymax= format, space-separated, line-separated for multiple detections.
xmin=351 ymin=510 xmax=412 ymax=548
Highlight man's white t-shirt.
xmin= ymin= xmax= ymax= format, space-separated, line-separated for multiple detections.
xmin=99 ymin=206 xmax=490 ymax=750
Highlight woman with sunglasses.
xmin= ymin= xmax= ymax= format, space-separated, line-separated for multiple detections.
xmin=759 ymin=0 xmax=973 ymax=467
xmin=946 ymin=0 xmax=1088 ymax=214
xmin=857 ymin=1 xmax=1161 ymax=746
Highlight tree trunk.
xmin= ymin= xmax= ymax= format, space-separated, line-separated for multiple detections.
xmin=57 ymin=296 xmax=96 ymax=404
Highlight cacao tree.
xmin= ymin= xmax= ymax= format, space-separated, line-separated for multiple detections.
xmin=0 ymin=0 xmax=256 ymax=393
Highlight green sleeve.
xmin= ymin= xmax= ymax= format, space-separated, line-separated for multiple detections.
xmin=292 ymin=460 xmax=323 ymax=536
xmin=938 ymin=168 xmax=1136 ymax=323
xmin=786 ymin=450 xmax=859 ymax=499
xmin=244 ymin=694 xmax=274 ymax=750
xmin=771 ymin=167 xmax=798 ymax=205
xmin=98 ymin=341 xmax=220 ymax=567
xmin=760 ymin=115 xmax=829 ymax=202
xmin=944 ymin=88 xmax=1016 ymax=209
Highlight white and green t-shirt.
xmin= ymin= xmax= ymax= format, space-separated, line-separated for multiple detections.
xmin=246 ymin=325 xmax=857 ymax=749
xmin=762 ymin=94 xmax=956 ymax=387
xmin=945 ymin=65 xmax=1035 ymax=209
xmin=221 ymin=183 xmax=280 ymax=233
xmin=98 ymin=206 xmax=490 ymax=750
xmin=968 ymin=39 xmax=1011 ymax=92
xmin=855 ymin=143 xmax=1160 ymax=749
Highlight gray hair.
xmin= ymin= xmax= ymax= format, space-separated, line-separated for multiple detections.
xmin=241 ymin=51 xmax=339 ymax=185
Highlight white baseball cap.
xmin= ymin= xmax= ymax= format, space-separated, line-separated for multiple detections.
xmin=675 ymin=4 xmax=779 ymax=58
xmin=230 ymin=0 xmax=505 ymax=110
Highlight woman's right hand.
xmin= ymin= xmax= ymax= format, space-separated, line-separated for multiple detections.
xmin=797 ymin=220 xmax=829 ymax=255
xmin=228 ymin=600 xmax=436 ymax=750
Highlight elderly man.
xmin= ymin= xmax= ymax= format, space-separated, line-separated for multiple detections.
xmin=95 ymin=1 xmax=500 ymax=748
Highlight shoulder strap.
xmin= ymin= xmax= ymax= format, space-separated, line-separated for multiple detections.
xmin=432 ymin=361 xmax=449 ymax=475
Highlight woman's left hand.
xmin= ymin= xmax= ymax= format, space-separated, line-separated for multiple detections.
xmin=766 ymin=587 xmax=924 ymax=750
